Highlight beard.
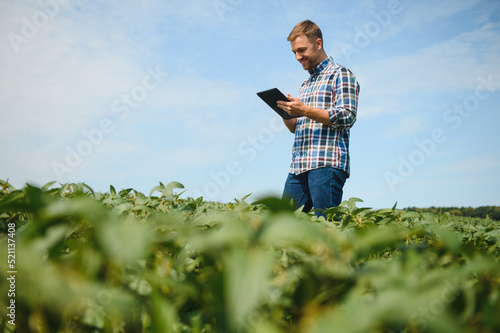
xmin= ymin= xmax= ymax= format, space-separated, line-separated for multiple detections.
xmin=300 ymin=53 xmax=321 ymax=74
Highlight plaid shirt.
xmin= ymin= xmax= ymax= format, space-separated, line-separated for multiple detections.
xmin=290 ymin=56 xmax=359 ymax=176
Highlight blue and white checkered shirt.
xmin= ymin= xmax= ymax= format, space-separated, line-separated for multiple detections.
xmin=290 ymin=56 xmax=360 ymax=176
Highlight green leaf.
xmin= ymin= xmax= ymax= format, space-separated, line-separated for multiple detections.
xmin=150 ymin=293 xmax=178 ymax=333
xmin=352 ymin=207 xmax=372 ymax=216
xmin=149 ymin=181 xmax=184 ymax=200
xmin=251 ymin=196 xmax=295 ymax=213
xmin=341 ymin=214 xmax=353 ymax=230
xmin=165 ymin=181 xmax=185 ymax=201
xmin=225 ymin=247 xmax=273 ymax=331
xmin=96 ymin=218 xmax=151 ymax=264
xmin=430 ymin=226 xmax=462 ymax=253
xmin=41 ymin=181 xmax=57 ymax=191
xmin=110 ymin=185 xmax=117 ymax=197
xmin=260 ymin=215 xmax=326 ymax=248
xmin=149 ymin=184 xmax=164 ymax=197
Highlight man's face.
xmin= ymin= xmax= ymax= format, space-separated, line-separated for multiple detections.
xmin=290 ymin=34 xmax=322 ymax=74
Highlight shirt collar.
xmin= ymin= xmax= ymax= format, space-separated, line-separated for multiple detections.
xmin=312 ymin=56 xmax=334 ymax=76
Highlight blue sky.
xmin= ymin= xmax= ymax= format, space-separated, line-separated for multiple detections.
xmin=1 ymin=0 xmax=499 ymax=209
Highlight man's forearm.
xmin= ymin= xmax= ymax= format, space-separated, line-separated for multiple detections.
xmin=283 ymin=118 xmax=297 ymax=133
xmin=303 ymin=105 xmax=333 ymax=126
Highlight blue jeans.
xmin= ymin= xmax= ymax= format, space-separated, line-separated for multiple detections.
xmin=283 ymin=167 xmax=347 ymax=217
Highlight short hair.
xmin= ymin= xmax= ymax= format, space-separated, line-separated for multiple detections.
xmin=287 ymin=20 xmax=323 ymax=42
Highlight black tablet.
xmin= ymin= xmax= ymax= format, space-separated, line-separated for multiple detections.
xmin=256 ymin=88 xmax=299 ymax=120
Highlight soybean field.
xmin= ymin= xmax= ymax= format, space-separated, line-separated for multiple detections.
xmin=0 ymin=180 xmax=499 ymax=333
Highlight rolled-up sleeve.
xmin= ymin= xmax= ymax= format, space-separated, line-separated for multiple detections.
xmin=328 ymin=67 xmax=360 ymax=128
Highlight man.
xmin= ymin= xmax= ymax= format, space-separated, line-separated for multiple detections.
xmin=277 ymin=20 xmax=360 ymax=217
